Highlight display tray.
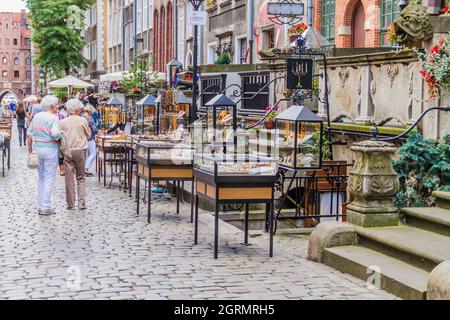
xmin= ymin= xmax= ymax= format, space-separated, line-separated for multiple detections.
xmin=193 ymin=166 xmax=278 ymax=186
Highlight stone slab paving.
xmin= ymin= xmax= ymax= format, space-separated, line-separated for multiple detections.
xmin=0 ymin=121 xmax=396 ymax=300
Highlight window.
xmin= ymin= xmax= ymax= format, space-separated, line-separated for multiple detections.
xmin=25 ymin=38 xmax=31 ymax=46
xmin=14 ymin=57 xmax=19 ymax=65
xmin=262 ymin=29 xmax=274 ymax=50
xmin=14 ymin=70 xmax=19 ymax=78
xmin=5 ymin=38 xmax=9 ymax=45
xmin=321 ymin=0 xmax=335 ymax=43
xmin=380 ymin=0 xmax=400 ymax=46
xmin=239 ymin=38 xmax=248 ymax=64
xmin=13 ymin=38 xmax=18 ymax=45
xmin=26 ymin=71 xmax=31 ymax=79
xmin=25 ymin=57 xmax=31 ymax=65
xmin=240 ymin=72 xmax=270 ymax=112
xmin=137 ymin=0 xmax=143 ymax=33
xmin=2 ymin=70 xmax=8 ymax=78
xmin=2 ymin=57 xmax=7 ymax=65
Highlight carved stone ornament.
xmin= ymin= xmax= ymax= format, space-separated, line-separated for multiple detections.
xmin=338 ymin=67 xmax=349 ymax=88
xmin=393 ymin=0 xmax=433 ymax=47
xmin=370 ymin=80 xmax=376 ymax=95
xmin=347 ymin=140 xmax=400 ymax=227
xmin=386 ymin=64 xmax=399 ymax=87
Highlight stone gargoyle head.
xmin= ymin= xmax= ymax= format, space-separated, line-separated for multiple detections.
xmin=393 ymin=0 xmax=433 ymax=47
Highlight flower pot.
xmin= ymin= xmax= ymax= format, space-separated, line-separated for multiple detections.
xmin=264 ymin=121 xmax=275 ymax=130
xmin=289 ymin=35 xmax=298 ymax=43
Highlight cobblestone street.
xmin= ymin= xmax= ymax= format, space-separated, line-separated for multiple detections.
xmin=0 ymin=123 xmax=396 ymax=300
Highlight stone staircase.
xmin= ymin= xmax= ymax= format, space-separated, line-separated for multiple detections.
xmin=322 ymin=191 xmax=450 ymax=300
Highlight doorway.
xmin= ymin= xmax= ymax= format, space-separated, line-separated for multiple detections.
xmin=352 ymin=2 xmax=365 ymax=47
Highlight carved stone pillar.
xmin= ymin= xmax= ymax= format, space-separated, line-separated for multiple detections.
xmin=355 ymin=66 xmax=373 ymax=124
xmin=347 ymin=140 xmax=399 ymax=227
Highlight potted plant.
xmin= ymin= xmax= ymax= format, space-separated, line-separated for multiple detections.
xmin=384 ymin=22 xmax=399 ymax=45
xmin=263 ymin=105 xmax=278 ymax=129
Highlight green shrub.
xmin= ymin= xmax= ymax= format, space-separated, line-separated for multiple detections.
xmin=393 ymin=132 xmax=450 ymax=208
xmin=214 ymin=52 xmax=231 ymax=65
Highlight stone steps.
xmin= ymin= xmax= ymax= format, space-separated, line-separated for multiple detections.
xmin=355 ymin=225 xmax=450 ymax=272
xmin=324 ymin=245 xmax=428 ymax=300
xmin=434 ymin=190 xmax=450 ymax=210
xmin=401 ymin=207 xmax=450 ymax=237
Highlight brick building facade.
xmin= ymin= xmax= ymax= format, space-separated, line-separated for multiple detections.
xmin=0 ymin=10 xmax=35 ymax=102
xmin=314 ymin=0 xmax=444 ymax=48
xmin=153 ymin=0 xmax=174 ymax=71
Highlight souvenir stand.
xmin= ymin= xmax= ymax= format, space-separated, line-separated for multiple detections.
xmin=135 ymin=94 xmax=157 ymax=135
xmin=159 ymin=90 xmax=192 ymax=134
xmin=95 ymin=95 xmax=128 ymax=188
xmin=192 ymin=94 xmax=279 ymax=259
xmin=0 ymin=120 xmax=11 ymax=177
xmin=135 ymin=140 xmax=194 ymax=223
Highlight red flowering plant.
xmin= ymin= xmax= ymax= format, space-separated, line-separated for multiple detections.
xmin=416 ymin=37 xmax=450 ymax=99
xmin=288 ymin=22 xmax=308 ymax=38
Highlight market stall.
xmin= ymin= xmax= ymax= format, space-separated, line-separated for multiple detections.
xmin=135 ymin=141 xmax=194 ymax=223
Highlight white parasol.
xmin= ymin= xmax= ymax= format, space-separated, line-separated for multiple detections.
xmin=48 ymin=75 xmax=94 ymax=97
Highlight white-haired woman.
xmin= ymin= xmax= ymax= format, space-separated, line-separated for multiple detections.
xmin=82 ymin=104 xmax=98 ymax=176
xmin=60 ymin=99 xmax=91 ymax=211
xmin=27 ymin=95 xmax=61 ymax=215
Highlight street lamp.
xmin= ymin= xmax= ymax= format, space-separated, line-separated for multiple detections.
xmin=167 ymin=58 xmax=183 ymax=88
xmin=189 ymin=0 xmax=205 ymax=124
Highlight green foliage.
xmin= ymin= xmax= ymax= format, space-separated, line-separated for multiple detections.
xmin=27 ymin=0 xmax=93 ymax=76
xmin=310 ymin=131 xmax=332 ymax=161
xmin=119 ymin=55 xmax=160 ymax=96
xmin=214 ymin=52 xmax=231 ymax=65
xmin=393 ymin=132 xmax=450 ymax=208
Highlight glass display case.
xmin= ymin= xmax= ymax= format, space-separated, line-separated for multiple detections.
xmin=136 ymin=141 xmax=193 ymax=166
xmin=194 ymin=153 xmax=278 ymax=182
xmin=274 ymin=105 xmax=323 ymax=170
xmin=204 ymin=94 xmax=237 ymax=146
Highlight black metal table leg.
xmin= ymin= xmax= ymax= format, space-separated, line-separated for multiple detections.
xmin=190 ymin=180 xmax=195 ymax=223
xmin=147 ymin=177 xmax=152 ymax=223
xmin=244 ymin=203 xmax=249 ymax=245
xmin=194 ymin=194 xmax=199 ymax=244
xmin=136 ymin=175 xmax=140 ymax=215
xmin=214 ymin=202 xmax=219 ymax=259
xmin=176 ymin=181 xmax=180 ymax=214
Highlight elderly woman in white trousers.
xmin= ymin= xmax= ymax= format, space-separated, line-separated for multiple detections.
xmin=27 ymin=95 xmax=61 ymax=215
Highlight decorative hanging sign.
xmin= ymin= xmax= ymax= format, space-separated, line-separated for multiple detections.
xmin=286 ymin=58 xmax=313 ymax=90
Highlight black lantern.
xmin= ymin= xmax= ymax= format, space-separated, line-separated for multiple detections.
xmin=204 ymin=94 xmax=237 ymax=151
xmin=275 ymin=105 xmax=323 ymax=170
xmin=175 ymin=91 xmax=191 ymax=124
xmin=107 ymin=95 xmax=123 ymax=108
xmin=167 ymin=58 xmax=183 ymax=88
xmin=136 ymin=94 xmax=156 ymax=134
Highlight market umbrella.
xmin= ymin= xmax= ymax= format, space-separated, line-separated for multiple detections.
xmin=22 ymin=95 xmax=38 ymax=103
xmin=48 ymin=75 xmax=94 ymax=97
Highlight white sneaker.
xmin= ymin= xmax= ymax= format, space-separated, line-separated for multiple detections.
xmin=39 ymin=208 xmax=56 ymax=215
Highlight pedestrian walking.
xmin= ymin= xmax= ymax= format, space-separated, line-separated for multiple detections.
xmin=26 ymin=95 xmax=61 ymax=215
xmin=15 ymin=103 xmax=27 ymax=146
xmin=82 ymin=104 xmax=98 ymax=176
xmin=60 ymin=99 xmax=91 ymax=211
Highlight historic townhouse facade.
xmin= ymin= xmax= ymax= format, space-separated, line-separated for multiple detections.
xmin=152 ymin=0 xmax=175 ymax=71
xmin=0 ymin=10 xmax=36 ymax=101
xmin=314 ymin=0 xmax=443 ymax=48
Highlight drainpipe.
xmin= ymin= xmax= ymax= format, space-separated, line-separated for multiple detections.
xmin=307 ymin=0 xmax=313 ymax=27
xmin=247 ymin=0 xmax=254 ymax=64
xmin=174 ymin=0 xmax=177 ymax=60
xmin=199 ymin=2 xmax=204 ymax=65
xmin=121 ymin=0 xmax=125 ymax=71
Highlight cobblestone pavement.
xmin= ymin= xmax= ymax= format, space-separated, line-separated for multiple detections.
xmin=0 ymin=122 xmax=396 ymax=300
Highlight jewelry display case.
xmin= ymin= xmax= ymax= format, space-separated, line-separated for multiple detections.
xmin=192 ymin=153 xmax=279 ymax=259
xmin=135 ymin=141 xmax=194 ymax=223
xmin=204 ymin=94 xmax=237 ymax=149
xmin=274 ymin=105 xmax=323 ymax=170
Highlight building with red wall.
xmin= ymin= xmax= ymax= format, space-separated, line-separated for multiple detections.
xmin=313 ymin=0 xmax=443 ymax=48
xmin=0 ymin=10 xmax=35 ymax=102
